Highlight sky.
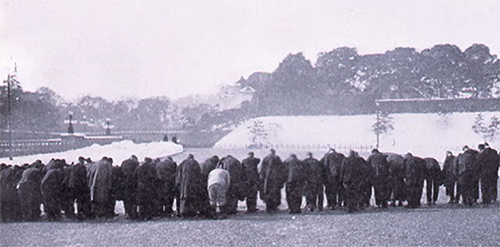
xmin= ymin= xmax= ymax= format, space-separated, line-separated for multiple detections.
xmin=1 ymin=0 xmax=499 ymax=102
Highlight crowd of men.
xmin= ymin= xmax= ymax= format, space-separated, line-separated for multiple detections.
xmin=0 ymin=143 xmax=498 ymax=222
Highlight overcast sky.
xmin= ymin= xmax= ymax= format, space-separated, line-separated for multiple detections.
xmin=1 ymin=0 xmax=499 ymax=102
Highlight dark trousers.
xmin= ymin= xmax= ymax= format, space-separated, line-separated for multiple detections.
xmin=262 ymin=186 xmax=282 ymax=212
xmin=286 ymin=182 xmax=304 ymax=213
xmin=92 ymin=201 xmax=108 ymax=218
xmin=159 ymin=192 xmax=175 ymax=215
xmin=75 ymin=192 xmax=91 ymax=219
xmin=44 ymin=197 xmax=61 ymax=220
xmin=325 ymin=180 xmax=343 ymax=208
xmin=198 ymin=190 xmax=213 ymax=217
xmin=246 ymin=184 xmax=258 ymax=212
xmin=343 ymin=181 xmax=361 ymax=212
xmin=457 ymin=172 xmax=474 ymax=205
xmin=444 ymin=181 xmax=456 ymax=202
xmin=178 ymin=198 xmax=198 ymax=217
xmin=18 ymin=190 xmax=41 ymax=221
xmin=361 ymin=182 xmax=372 ymax=207
xmin=406 ymin=182 xmax=423 ymax=208
xmin=1 ymin=200 xmax=21 ymax=222
xmin=123 ymin=197 xmax=137 ymax=219
xmin=472 ymin=177 xmax=480 ymax=201
xmin=155 ymin=187 xmax=176 ymax=216
xmin=373 ymin=178 xmax=390 ymax=207
xmin=391 ymin=177 xmax=406 ymax=204
xmin=305 ymin=182 xmax=324 ymax=210
xmin=426 ymin=177 xmax=440 ymax=204
xmin=480 ymin=175 xmax=497 ymax=203
xmin=60 ymin=191 xmax=75 ymax=218
xmin=19 ymin=199 xmax=41 ymax=221
xmin=107 ymin=196 xmax=116 ymax=217
xmin=493 ymin=176 xmax=498 ymax=201
xmin=138 ymin=202 xmax=153 ymax=220
xmin=226 ymin=187 xmax=239 ymax=214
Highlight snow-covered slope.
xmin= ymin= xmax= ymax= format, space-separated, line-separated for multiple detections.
xmin=214 ymin=112 xmax=500 ymax=159
xmin=0 ymin=140 xmax=183 ymax=165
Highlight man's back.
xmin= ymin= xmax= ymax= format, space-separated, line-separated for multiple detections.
xmin=208 ymin=168 xmax=230 ymax=188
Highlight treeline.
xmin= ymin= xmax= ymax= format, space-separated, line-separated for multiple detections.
xmin=0 ymin=86 xmax=61 ymax=135
xmin=243 ymin=43 xmax=499 ymax=116
xmin=0 ymin=85 xmax=190 ymax=138
xmin=0 ymin=83 xmax=226 ymax=139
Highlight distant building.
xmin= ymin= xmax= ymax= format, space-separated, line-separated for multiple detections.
xmin=217 ymin=77 xmax=255 ymax=111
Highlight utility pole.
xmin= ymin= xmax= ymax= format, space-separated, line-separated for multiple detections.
xmin=376 ymin=109 xmax=380 ymax=149
xmin=3 ymin=73 xmax=13 ymax=160
xmin=4 ymin=62 xmax=17 ymax=160
xmin=375 ymin=101 xmax=380 ymax=149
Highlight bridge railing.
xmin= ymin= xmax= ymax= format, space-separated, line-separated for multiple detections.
xmin=0 ymin=139 xmax=64 ymax=158
xmin=0 ymin=135 xmax=123 ymax=158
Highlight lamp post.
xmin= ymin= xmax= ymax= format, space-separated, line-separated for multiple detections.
xmin=105 ymin=118 xmax=111 ymax=135
xmin=68 ymin=111 xmax=74 ymax=134
xmin=82 ymin=115 xmax=87 ymax=133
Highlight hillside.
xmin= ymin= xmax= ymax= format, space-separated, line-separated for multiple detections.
xmin=214 ymin=112 xmax=500 ymax=159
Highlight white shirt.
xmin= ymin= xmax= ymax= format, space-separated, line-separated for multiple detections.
xmin=207 ymin=168 xmax=230 ymax=188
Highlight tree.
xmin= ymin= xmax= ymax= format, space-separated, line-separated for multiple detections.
xmin=420 ymin=44 xmax=466 ymax=98
xmin=472 ymin=113 xmax=500 ymax=142
xmin=462 ymin=44 xmax=500 ymax=98
xmin=36 ymin=87 xmax=66 ymax=107
xmin=179 ymin=104 xmax=212 ymax=128
xmin=247 ymin=120 xmax=268 ymax=147
xmin=246 ymin=120 xmax=282 ymax=148
xmin=372 ymin=112 xmax=394 ymax=148
xmin=129 ymin=97 xmax=170 ymax=130
xmin=316 ymin=47 xmax=359 ymax=94
xmin=1 ymin=80 xmax=62 ymax=134
xmin=255 ymin=53 xmax=320 ymax=115
xmin=472 ymin=113 xmax=486 ymax=134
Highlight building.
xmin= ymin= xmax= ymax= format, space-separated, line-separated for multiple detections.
xmin=217 ymin=77 xmax=255 ymax=111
